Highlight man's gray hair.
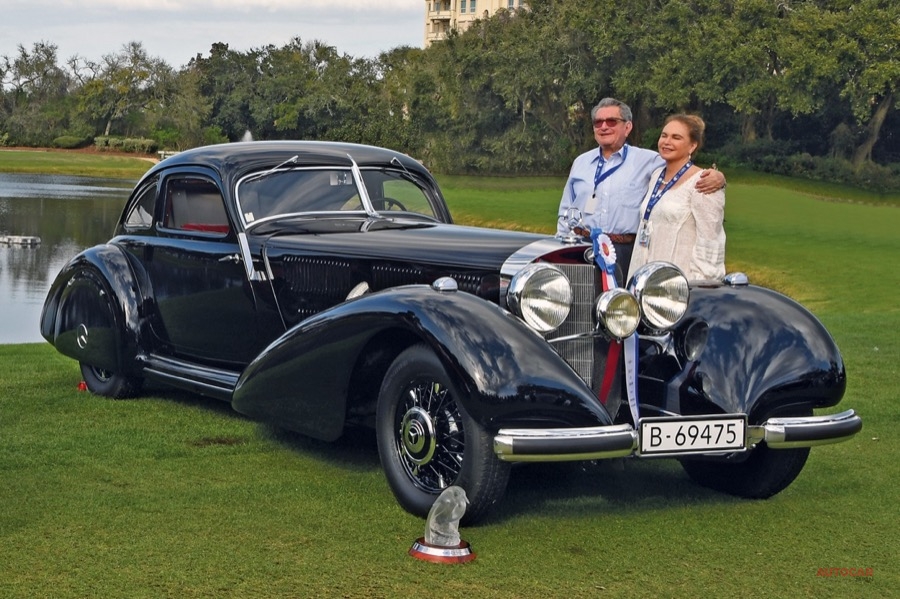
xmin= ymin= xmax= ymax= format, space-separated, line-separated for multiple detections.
xmin=591 ymin=98 xmax=633 ymax=122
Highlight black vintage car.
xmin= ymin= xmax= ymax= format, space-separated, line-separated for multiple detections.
xmin=40 ymin=141 xmax=861 ymax=522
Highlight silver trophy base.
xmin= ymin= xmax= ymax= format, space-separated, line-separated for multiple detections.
xmin=409 ymin=538 xmax=476 ymax=563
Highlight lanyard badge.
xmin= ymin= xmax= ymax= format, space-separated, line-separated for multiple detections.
xmin=638 ymin=161 xmax=692 ymax=247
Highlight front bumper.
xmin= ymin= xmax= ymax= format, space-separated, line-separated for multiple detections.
xmin=493 ymin=409 xmax=862 ymax=462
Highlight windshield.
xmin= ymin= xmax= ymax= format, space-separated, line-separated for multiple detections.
xmin=236 ymin=167 xmax=439 ymax=228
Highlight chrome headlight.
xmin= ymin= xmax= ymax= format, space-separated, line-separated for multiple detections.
xmin=507 ymin=264 xmax=572 ymax=333
xmin=595 ymin=288 xmax=640 ymax=339
xmin=628 ymin=262 xmax=690 ymax=330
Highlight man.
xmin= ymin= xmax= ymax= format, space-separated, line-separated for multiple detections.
xmin=557 ymin=98 xmax=725 ymax=276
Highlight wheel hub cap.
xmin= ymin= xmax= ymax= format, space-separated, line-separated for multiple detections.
xmin=400 ymin=406 xmax=436 ymax=466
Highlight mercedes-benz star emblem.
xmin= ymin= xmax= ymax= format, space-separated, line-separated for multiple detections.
xmin=76 ymin=324 xmax=89 ymax=349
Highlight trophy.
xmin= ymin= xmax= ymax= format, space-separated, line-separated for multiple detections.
xmin=409 ymin=486 xmax=475 ymax=563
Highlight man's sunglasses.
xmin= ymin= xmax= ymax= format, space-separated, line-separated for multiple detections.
xmin=593 ymin=118 xmax=625 ymax=128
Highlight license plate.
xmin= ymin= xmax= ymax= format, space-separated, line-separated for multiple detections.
xmin=639 ymin=415 xmax=746 ymax=456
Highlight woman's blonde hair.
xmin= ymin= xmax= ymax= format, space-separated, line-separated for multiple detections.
xmin=665 ymin=114 xmax=706 ymax=152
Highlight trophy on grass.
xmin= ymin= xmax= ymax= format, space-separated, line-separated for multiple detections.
xmin=409 ymin=486 xmax=475 ymax=563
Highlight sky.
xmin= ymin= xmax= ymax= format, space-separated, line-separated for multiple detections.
xmin=1 ymin=0 xmax=426 ymax=68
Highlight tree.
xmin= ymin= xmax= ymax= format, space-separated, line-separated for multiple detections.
xmin=145 ymin=65 xmax=222 ymax=150
xmin=834 ymin=0 xmax=900 ymax=166
xmin=0 ymin=41 xmax=71 ymax=145
xmin=191 ymin=42 xmax=264 ymax=141
xmin=256 ymin=39 xmax=354 ymax=140
xmin=71 ymin=42 xmax=171 ymax=137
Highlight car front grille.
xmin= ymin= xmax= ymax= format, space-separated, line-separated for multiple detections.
xmin=548 ymin=263 xmax=602 ymax=390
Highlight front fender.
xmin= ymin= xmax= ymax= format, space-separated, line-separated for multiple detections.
xmin=40 ymin=243 xmax=144 ymax=373
xmin=664 ymin=284 xmax=846 ymax=421
xmin=232 ymin=284 xmax=612 ymax=441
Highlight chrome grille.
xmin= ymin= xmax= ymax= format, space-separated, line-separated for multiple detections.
xmin=549 ymin=263 xmax=600 ymax=388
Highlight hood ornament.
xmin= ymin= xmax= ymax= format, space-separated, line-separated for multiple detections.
xmin=557 ymin=208 xmax=588 ymax=245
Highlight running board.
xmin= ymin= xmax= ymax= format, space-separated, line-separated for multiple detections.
xmin=141 ymin=354 xmax=240 ymax=401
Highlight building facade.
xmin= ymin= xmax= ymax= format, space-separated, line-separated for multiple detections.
xmin=424 ymin=1 xmax=527 ymax=47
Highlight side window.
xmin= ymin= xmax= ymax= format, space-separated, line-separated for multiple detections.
xmin=124 ymin=179 xmax=158 ymax=229
xmin=382 ymin=180 xmax=437 ymax=218
xmin=162 ymin=177 xmax=230 ymax=234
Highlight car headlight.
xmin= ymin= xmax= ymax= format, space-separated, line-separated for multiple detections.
xmin=628 ymin=262 xmax=690 ymax=330
xmin=507 ymin=264 xmax=572 ymax=333
xmin=595 ymin=288 xmax=640 ymax=339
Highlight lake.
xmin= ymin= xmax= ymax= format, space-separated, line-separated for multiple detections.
xmin=0 ymin=173 xmax=136 ymax=344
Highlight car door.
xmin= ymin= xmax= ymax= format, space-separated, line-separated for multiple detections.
xmin=144 ymin=172 xmax=261 ymax=365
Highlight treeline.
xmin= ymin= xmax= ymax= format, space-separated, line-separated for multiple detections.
xmin=1 ymin=0 xmax=898 ymax=190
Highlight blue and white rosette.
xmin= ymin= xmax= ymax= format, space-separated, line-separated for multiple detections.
xmin=590 ymin=229 xmax=640 ymax=428
xmin=591 ymin=230 xmax=618 ymax=290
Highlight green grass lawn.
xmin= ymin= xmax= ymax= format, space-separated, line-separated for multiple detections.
xmin=2 ymin=157 xmax=897 ymax=597
xmin=0 ymin=149 xmax=153 ymax=180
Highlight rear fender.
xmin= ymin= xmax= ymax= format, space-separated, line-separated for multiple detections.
xmin=232 ymin=284 xmax=612 ymax=441
xmin=40 ymin=244 xmax=144 ymax=374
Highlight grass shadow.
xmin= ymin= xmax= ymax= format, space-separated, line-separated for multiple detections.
xmin=135 ymin=381 xmax=753 ymax=522
xmin=260 ymin=424 xmax=382 ymax=472
xmin=492 ymin=458 xmax=739 ymax=523
xmin=141 ymin=380 xmax=382 ymax=471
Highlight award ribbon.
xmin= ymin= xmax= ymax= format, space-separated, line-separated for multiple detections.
xmin=591 ymin=229 xmax=640 ymax=427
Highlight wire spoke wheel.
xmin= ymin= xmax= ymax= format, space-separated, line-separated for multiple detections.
xmin=396 ymin=381 xmax=465 ymax=494
xmin=376 ymin=344 xmax=510 ymax=523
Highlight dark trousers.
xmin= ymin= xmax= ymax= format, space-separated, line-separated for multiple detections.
xmin=612 ymin=240 xmax=636 ymax=285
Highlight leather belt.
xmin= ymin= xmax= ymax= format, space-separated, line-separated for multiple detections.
xmin=608 ymin=233 xmax=636 ymax=244
xmin=573 ymin=229 xmax=637 ymax=244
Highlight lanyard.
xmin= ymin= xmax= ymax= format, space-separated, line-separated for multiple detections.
xmin=642 ymin=161 xmax=693 ymax=220
xmin=593 ymin=145 xmax=629 ymax=189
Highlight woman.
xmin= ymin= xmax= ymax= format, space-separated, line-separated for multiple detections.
xmin=628 ymin=114 xmax=726 ymax=281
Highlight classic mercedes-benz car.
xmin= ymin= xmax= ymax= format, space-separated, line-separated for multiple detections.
xmin=41 ymin=141 xmax=861 ymax=522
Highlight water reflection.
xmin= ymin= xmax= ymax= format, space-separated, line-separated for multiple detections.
xmin=0 ymin=173 xmax=135 ymax=343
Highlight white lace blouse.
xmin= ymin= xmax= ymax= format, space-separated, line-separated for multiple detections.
xmin=627 ymin=168 xmax=726 ymax=281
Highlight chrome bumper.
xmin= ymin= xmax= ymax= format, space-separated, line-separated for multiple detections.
xmin=748 ymin=409 xmax=863 ymax=449
xmin=493 ymin=409 xmax=862 ymax=462
xmin=494 ymin=424 xmax=638 ymax=462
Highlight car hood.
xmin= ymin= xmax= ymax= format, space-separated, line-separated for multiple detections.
xmin=258 ymin=219 xmax=550 ymax=272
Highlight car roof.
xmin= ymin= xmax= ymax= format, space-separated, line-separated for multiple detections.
xmin=141 ymin=141 xmax=433 ymax=189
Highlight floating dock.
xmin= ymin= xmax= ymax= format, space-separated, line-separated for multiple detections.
xmin=0 ymin=235 xmax=42 ymax=246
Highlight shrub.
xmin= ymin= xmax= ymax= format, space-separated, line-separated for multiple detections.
xmin=713 ymin=139 xmax=900 ymax=193
xmin=122 ymin=138 xmax=158 ymax=153
xmin=202 ymin=126 xmax=228 ymax=146
xmin=51 ymin=136 xmax=91 ymax=149
xmin=92 ymin=136 xmax=157 ymax=154
xmin=852 ymin=160 xmax=899 ymax=194
xmin=151 ymin=128 xmax=179 ymax=151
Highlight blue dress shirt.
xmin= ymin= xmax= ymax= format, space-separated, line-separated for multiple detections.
xmin=557 ymin=144 xmax=664 ymax=236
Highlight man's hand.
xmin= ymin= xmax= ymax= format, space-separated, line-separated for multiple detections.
xmin=695 ymin=168 xmax=726 ymax=194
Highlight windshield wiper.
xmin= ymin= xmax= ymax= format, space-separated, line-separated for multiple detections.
xmin=390 ymin=156 xmax=420 ymax=185
xmin=246 ymin=155 xmax=299 ymax=183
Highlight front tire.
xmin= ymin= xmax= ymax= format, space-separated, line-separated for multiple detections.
xmin=680 ymin=443 xmax=810 ymax=499
xmin=80 ymin=362 xmax=143 ymax=399
xmin=375 ymin=344 xmax=510 ymax=523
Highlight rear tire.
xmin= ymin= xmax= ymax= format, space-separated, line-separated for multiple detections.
xmin=79 ymin=362 xmax=143 ymax=399
xmin=375 ymin=344 xmax=510 ymax=523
